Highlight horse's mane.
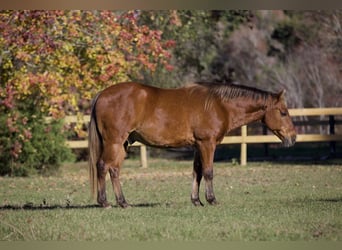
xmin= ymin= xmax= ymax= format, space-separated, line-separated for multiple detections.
xmin=192 ymin=82 xmax=276 ymax=110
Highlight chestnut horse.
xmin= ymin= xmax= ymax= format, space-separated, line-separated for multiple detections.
xmin=88 ymin=82 xmax=296 ymax=208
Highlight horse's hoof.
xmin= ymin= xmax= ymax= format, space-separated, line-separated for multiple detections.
xmin=208 ymin=199 xmax=219 ymax=205
xmin=100 ymin=202 xmax=112 ymax=209
xmin=191 ymin=199 xmax=204 ymax=207
xmin=118 ymin=202 xmax=131 ymax=209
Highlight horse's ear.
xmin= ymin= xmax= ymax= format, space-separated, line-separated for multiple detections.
xmin=278 ymin=89 xmax=286 ymax=100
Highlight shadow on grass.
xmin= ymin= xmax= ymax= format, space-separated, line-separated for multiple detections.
xmin=0 ymin=202 xmax=162 ymax=210
xmin=316 ymin=198 xmax=342 ymax=203
xmin=289 ymin=197 xmax=342 ymax=204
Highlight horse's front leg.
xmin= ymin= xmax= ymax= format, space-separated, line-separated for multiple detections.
xmin=191 ymin=149 xmax=204 ymax=206
xmin=197 ymin=140 xmax=218 ymax=205
xmin=204 ymin=167 xmax=218 ymax=205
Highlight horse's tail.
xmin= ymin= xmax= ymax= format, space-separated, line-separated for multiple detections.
xmin=88 ymin=92 xmax=102 ymax=199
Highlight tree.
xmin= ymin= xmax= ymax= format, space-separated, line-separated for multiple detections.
xmin=202 ymin=10 xmax=342 ymax=108
xmin=137 ymin=10 xmax=252 ymax=87
xmin=0 ymin=10 xmax=174 ymax=175
xmin=268 ymin=10 xmax=342 ymax=108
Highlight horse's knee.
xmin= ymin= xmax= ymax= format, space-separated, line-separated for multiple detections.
xmin=203 ymin=168 xmax=213 ymax=181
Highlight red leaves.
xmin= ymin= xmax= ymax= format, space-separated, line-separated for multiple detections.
xmin=0 ymin=10 xmax=175 ymax=105
xmin=5 ymin=112 xmax=31 ymax=159
xmin=10 ymin=140 xmax=22 ymax=159
xmin=1 ymin=11 xmax=61 ymax=55
xmin=164 ymin=40 xmax=177 ymax=49
xmin=0 ymin=10 xmax=175 ymax=160
xmin=1 ymin=85 xmax=15 ymax=109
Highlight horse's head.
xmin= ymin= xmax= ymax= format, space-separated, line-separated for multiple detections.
xmin=263 ymin=90 xmax=296 ymax=147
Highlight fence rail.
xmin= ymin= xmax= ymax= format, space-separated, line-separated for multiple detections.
xmin=60 ymin=107 xmax=342 ymax=167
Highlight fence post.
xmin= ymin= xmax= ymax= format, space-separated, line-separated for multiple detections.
xmin=262 ymin=124 xmax=269 ymax=157
xmin=329 ymin=115 xmax=336 ymax=156
xmin=240 ymin=125 xmax=247 ymax=166
xmin=140 ymin=144 xmax=148 ymax=168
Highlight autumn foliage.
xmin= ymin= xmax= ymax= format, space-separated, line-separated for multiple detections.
xmin=0 ymin=10 xmax=174 ymax=175
xmin=2 ymin=10 xmax=340 ymax=176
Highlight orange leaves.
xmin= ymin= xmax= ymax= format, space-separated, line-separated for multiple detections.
xmin=1 ymin=10 xmax=175 ymax=106
xmin=0 ymin=10 xmax=175 ymax=155
xmin=15 ymin=51 xmax=31 ymax=62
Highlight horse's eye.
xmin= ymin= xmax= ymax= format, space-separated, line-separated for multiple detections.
xmin=280 ymin=110 xmax=287 ymax=117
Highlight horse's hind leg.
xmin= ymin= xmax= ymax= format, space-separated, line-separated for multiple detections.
xmin=97 ymin=159 xmax=110 ymax=208
xmin=107 ymin=143 xmax=129 ymax=208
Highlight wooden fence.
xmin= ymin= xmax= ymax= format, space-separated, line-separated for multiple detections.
xmin=61 ymin=108 xmax=342 ymax=167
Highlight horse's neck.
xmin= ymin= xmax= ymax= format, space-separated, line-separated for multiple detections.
xmin=227 ymin=103 xmax=267 ymax=131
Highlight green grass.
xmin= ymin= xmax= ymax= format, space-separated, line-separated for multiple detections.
xmin=0 ymin=159 xmax=341 ymax=241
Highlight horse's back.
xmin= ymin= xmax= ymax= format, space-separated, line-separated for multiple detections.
xmin=97 ymin=81 xmax=203 ymax=112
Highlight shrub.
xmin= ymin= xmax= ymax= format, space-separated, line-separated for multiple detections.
xmin=0 ymin=95 xmax=74 ymax=177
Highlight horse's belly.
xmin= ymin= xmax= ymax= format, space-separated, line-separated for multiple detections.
xmin=130 ymin=129 xmax=194 ymax=148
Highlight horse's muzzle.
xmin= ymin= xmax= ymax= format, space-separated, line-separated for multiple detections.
xmin=282 ymin=134 xmax=296 ymax=148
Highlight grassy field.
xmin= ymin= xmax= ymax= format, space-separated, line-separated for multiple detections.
xmin=0 ymin=158 xmax=341 ymax=241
